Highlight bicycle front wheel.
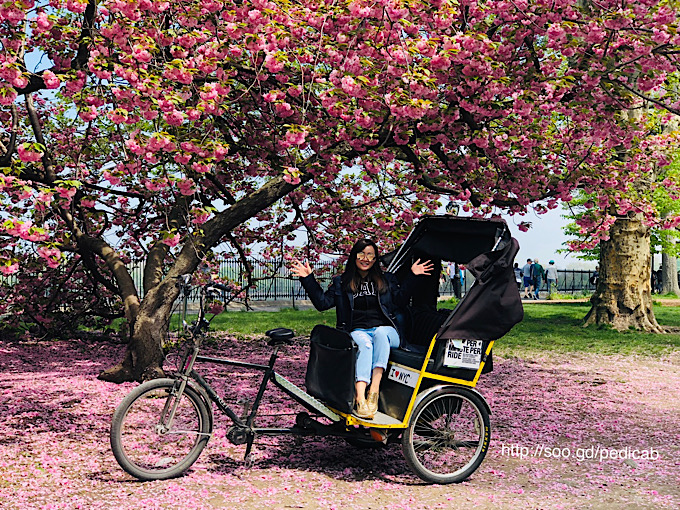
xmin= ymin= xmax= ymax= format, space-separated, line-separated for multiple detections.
xmin=111 ymin=378 xmax=212 ymax=481
xmin=402 ymin=386 xmax=490 ymax=484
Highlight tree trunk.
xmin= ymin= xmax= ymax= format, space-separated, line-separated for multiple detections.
xmin=98 ymin=278 xmax=180 ymax=382
xmin=584 ymin=213 xmax=664 ymax=333
xmin=661 ymin=253 xmax=680 ymax=295
xmin=98 ymin=171 xmax=317 ymax=383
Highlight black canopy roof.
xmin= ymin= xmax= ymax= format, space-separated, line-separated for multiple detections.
xmin=386 ymin=215 xmax=523 ymax=342
xmin=384 ymin=215 xmax=510 ymax=272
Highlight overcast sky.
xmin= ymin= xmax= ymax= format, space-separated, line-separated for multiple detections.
xmin=503 ymin=208 xmax=594 ymax=269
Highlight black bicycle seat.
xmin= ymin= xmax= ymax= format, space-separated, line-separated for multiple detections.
xmin=265 ymin=328 xmax=295 ymax=345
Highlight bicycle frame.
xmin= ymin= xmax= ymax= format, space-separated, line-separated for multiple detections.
xmin=164 ymin=330 xmax=346 ymax=458
xmin=189 ymin=346 xmax=342 ymax=434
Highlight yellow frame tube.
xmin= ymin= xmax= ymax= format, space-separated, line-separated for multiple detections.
xmin=340 ymin=338 xmax=494 ymax=428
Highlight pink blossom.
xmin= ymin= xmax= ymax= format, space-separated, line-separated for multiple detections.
xmin=264 ymin=53 xmax=285 ymax=74
xmin=174 ymin=153 xmax=192 ymax=165
xmin=340 ymin=75 xmax=362 ymax=96
xmin=274 ymin=102 xmax=294 ymax=118
xmin=191 ymin=161 xmax=213 ymax=173
xmin=285 ymin=129 xmax=307 ymax=146
xmin=37 ymin=246 xmax=62 ymax=268
xmin=162 ymin=233 xmax=181 ymax=247
xmin=103 ymin=171 xmax=122 ymax=186
xmin=163 ymin=110 xmax=186 ymax=126
xmin=56 ymin=187 xmax=77 ymax=200
xmin=0 ymin=83 xmax=18 ymax=106
xmin=78 ymin=106 xmax=98 ymax=121
xmin=42 ymin=70 xmax=60 ymax=89
xmin=17 ymin=144 xmax=44 ymax=162
xmin=35 ymin=11 xmax=53 ymax=31
xmin=0 ymin=262 xmax=18 ymax=275
xmin=107 ymin=109 xmax=128 ymax=123
xmin=177 ymin=178 xmax=196 ymax=195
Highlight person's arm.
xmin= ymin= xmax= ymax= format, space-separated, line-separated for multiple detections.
xmin=388 ymin=259 xmax=434 ymax=307
xmin=291 ymin=259 xmax=337 ymax=311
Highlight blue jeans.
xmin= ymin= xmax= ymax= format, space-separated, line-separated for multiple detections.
xmin=534 ymin=277 xmax=542 ymax=298
xmin=350 ymin=326 xmax=400 ymax=384
xmin=547 ymin=279 xmax=556 ymax=294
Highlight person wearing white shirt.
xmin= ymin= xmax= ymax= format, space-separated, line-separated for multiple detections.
xmin=546 ymin=260 xmax=558 ymax=296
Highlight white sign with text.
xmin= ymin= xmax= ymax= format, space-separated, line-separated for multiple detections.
xmin=387 ymin=364 xmax=418 ymax=388
xmin=443 ymin=339 xmax=483 ymax=369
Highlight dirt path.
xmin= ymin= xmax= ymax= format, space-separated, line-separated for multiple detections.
xmin=0 ymin=338 xmax=678 ymax=509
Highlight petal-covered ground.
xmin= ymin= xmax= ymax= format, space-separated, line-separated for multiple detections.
xmin=0 ymin=337 xmax=678 ymax=510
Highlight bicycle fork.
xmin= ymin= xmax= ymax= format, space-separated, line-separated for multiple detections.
xmin=160 ymin=344 xmax=201 ymax=435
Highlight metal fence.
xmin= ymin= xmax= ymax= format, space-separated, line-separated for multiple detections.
xmin=131 ymin=259 xmax=598 ymax=303
xmin=3 ymin=259 xmax=597 ymax=305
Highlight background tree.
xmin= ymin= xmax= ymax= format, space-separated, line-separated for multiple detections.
xmin=1 ymin=0 xmax=679 ymax=381
xmin=562 ymin=120 xmax=680 ymax=331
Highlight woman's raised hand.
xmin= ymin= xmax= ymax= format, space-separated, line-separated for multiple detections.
xmin=291 ymin=259 xmax=313 ymax=278
xmin=411 ymin=259 xmax=434 ymax=276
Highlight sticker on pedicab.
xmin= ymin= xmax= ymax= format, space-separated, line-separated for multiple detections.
xmin=443 ymin=339 xmax=483 ymax=369
xmin=387 ymin=365 xmax=418 ymax=388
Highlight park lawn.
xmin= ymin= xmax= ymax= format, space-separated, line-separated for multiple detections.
xmin=501 ymin=302 xmax=680 ymax=357
xmin=201 ymin=302 xmax=680 ymax=358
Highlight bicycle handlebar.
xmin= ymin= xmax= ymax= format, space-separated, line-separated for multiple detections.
xmin=205 ymin=282 xmax=229 ymax=293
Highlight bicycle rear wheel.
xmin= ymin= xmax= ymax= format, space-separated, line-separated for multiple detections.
xmin=402 ymin=386 xmax=490 ymax=484
xmin=111 ymin=378 xmax=212 ymax=481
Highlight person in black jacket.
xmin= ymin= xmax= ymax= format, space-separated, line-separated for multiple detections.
xmin=292 ymin=239 xmax=432 ymax=419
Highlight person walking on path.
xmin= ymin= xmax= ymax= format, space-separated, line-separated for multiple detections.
xmin=521 ymin=258 xmax=533 ymax=299
xmin=513 ymin=262 xmax=522 ymax=291
xmin=532 ymin=259 xmax=545 ymax=300
xmin=447 ymin=261 xmax=462 ymax=298
xmin=291 ymin=239 xmax=433 ymax=419
xmin=545 ymin=260 xmax=558 ymax=297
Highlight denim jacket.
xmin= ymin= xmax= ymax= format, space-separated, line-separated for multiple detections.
xmin=300 ymin=272 xmax=415 ymax=338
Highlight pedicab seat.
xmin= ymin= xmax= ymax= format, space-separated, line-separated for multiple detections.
xmin=390 ymin=305 xmax=493 ymax=381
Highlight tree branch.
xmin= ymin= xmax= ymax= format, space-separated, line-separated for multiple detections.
xmin=80 ymin=182 xmax=147 ymax=199
xmin=204 ymin=173 xmax=237 ymax=204
xmin=523 ymin=36 xmax=542 ymax=75
xmin=0 ymin=104 xmax=18 ymax=167
xmin=143 ymin=200 xmax=189 ymax=294
xmin=604 ymin=78 xmax=680 ymax=116
xmin=24 ymin=95 xmax=57 ymax=182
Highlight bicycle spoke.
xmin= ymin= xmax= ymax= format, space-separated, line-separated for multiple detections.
xmin=112 ymin=381 xmax=210 ymax=480
xmin=404 ymin=391 xmax=489 ymax=483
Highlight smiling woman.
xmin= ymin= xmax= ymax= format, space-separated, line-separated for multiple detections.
xmin=291 ymin=239 xmax=433 ymax=419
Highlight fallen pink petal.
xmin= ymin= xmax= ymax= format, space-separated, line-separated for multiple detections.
xmin=0 ymin=336 xmax=678 ymax=509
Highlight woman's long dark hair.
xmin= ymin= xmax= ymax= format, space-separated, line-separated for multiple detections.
xmin=342 ymin=239 xmax=386 ymax=294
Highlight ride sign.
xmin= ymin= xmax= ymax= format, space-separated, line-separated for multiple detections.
xmin=443 ymin=339 xmax=483 ymax=369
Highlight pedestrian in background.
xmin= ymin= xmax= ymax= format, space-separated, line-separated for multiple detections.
xmin=447 ymin=261 xmax=462 ymax=298
xmin=521 ymin=258 xmax=533 ymax=299
xmin=532 ymin=259 xmax=545 ymax=300
xmin=513 ymin=262 xmax=522 ymax=291
xmin=545 ymin=260 xmax=558 ymax=297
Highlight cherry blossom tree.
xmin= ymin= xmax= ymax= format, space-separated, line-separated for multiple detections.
xmin=563 ymin=114 xmax=680 ymax=332
xmin=2 ymin=0 xmax=679 ymax=380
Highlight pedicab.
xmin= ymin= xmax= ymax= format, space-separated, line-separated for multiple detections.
xmin=110 ymin=215 xmax=523 ymax=483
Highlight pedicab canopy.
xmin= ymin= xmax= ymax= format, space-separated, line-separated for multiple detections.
xmin=385 ymin=215 xmax=523 ymax=343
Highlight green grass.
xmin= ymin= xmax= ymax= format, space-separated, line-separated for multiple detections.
xmin=193 ymin=302 xmax=680 ymax=357
xmin=172 ymin=308 xmax=337 ymax=339
xmin=501 ymin=303 xmax=680 ymax=357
